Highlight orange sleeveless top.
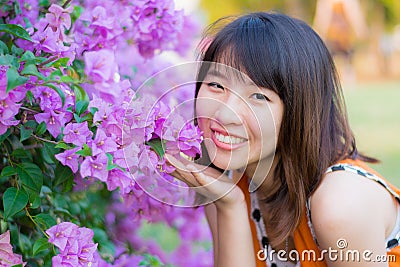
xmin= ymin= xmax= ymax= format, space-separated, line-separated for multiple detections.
xmin=237 ymin=159 xmax=400 ymax=266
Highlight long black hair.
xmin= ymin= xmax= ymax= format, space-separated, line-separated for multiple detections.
xmin=195 ymin=12 xmax=376 ymax=246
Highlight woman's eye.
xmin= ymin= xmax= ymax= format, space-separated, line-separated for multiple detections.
xmin=251 ymin=93 xmax=270 ymax=101
xmin=207 ymin=82 xmax=224 ymax=90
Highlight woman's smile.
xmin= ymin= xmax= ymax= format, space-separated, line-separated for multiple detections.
xmin=211 ymin=124 xmax=248 ymax=150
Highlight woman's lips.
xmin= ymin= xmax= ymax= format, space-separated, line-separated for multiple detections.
xmin=210 ymin=130 xmax=247 ymax=150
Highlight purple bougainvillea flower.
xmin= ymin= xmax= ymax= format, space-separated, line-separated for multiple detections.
xmin=46 ymin=4 xmax=72 ymax=30
xmin=176 ymin=122 xmax=202 ymax=157
xmin=63 ymin=121 xmax=93 ymax=147
xmin=0 ymin=231 xmax=25 ymax=267
xmin=106 ymin=168 xmax=134 ymax=194
xmin=31 ymin=19 xmax=71 ymax=55
xmin=138 ymin=146 xmax=159 ymax=177
xmin=32 ymin=86 xmax=63 ymax=111
xmin=80 ymin=5 xmax=114 ymax=30
xmin=46 ymin=222 xmax=79 ymax=252
xmin=114 ymin=142 xmax=140 ymax=171
xmin=80 ymin=153 xmax=109 ymax=182
xmin=89 ymin=128 xmax=118 ymax=156
xmin=47 ymin=223 xmax=98 ymax=267
xmin=55 ymin=147 xmax=80 ymax=173
xmin=84 ymin=49 xmax=117 ymax=83
xmin=34 ymin=110 xmax=72 ymax=138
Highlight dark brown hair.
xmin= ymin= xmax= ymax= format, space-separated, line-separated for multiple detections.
xmin=195 ymin=12 xmax=377 ymax=246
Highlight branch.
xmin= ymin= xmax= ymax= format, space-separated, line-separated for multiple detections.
xmin=31 ymin=134 xmax=59 ymax=145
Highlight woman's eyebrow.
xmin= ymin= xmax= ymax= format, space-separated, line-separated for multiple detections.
xmin=206 ymin=69 xmax=264 ymax=89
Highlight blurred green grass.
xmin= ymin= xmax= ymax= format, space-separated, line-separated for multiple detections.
xmin=343 ymin=80 xmax=400 ymax=187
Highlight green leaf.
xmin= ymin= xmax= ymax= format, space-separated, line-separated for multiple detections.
xmin=0 ymin=40 xmax=9 ymax=54
xmin=54 ymin=141 xmax=72 ymax=150
xmin=6 ymin=66 xmax=29 ymax=92
xmin=18 ymin=233 xmax=32 ymax=254
xmin=20 ymin=125 xmax=33 ymax=142
xmin=93 ymin=228 xmax=116 ymax=257
xmin=16 ymin=162 xmax=43 ymax=196
xmin=90 ymin=107 xmax=99 ymax=115
xmin=59 ymin=75 xmax=74 ymax=83
xmin=75 ymin=144 xmax=92 ymax=156
xmin=139 ymin=254 xmax=164 ymax=267
xmin=21 ymin=64 xmax=45 ymax=80
xmin=72 ymin=84 xmax=89 ymax=103
xmin=19 ymin=50 xmax=35 ymax=61
xmin=2 ymin=187 xmax=29 ymax=219
xmin=1 ymin=166 xmax=17 ymax=177
xmin=43 ymin=83 xmax=66 ymax=107
xmin=73 ymin=113 xmax=83 ymax=123
xmin=26 ymin=90 xmax=34 ymax=105
xmin=48 ymin=69 xmax=63 ymax=79
xmin=12 ymin=148 xmax=33 ymax=161
xmin=33 ymin=238 xmax=50 ymax=256
xmin=11 ymin=264 xmax=23 ymax=267
xmin=0 ymin=54 xmax=19 ymax=67
xmin=0 ymin=24 xmax=32 ymax=41
xmin=24 ymin=120 xmax=38 ymax=129
xmin=33 ymin=213 xmax=56 ymax=229
xmin=106 ymin=153 xmax=118 ymax=171
xmin=54 ymin=163 xmax=74 ymax=187
xmin=39 ymin=0 xmax=50 ymax=7
xmin=46 ymin=57 xmax=69 ymax=68
xmin=35 ymin=121 xmax=47 ymax=135
xmin=71 ymin=5 xmax=84 ymax=24
xmin=0 ymin=128 xmax=11 ymax=145
xmin=41 ymin=142 xmax=59 ymax=164
xmin=75 ymin=100 xmax=89 ymax=116
xmin=146 ymin=138 xmax=166 ymax=159
xmin=29 ymin=195 xmax=41 ymax=209
xmin=11 ymin=45 xmax=23 ymax=56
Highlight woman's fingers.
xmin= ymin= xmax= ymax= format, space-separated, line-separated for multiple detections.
xmin=165 ymin=154 xmax=202 ymax=187
xmin=165 ymin=153 xmax=242 ymax=204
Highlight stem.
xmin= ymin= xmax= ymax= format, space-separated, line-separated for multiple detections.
xmin=38 ymin=56 xmax=59 ymax=68
xmin=20 ymin=106 xmax=40 ymax=114
xmin=25 ymin=208 xmax=49 ymax=238
xmin=31 ymin=134 xmax=59 ymax=145
xmin=62 ymin=0 xmax=72 ymax=9
xmin=24 ymin=144 xmax=43 ymax=150
xmin=2 ymin=139 xmax=15 ymax=168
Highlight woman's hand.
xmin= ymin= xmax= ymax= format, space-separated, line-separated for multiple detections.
xmin=164 ymin=153 xmax=245 ymax=208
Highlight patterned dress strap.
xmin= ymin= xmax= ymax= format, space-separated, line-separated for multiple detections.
xmin=326 ymin=163 xmax=400 ymax=203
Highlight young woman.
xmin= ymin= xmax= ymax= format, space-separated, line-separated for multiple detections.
xmin=165 ymin=12 xmax=400 ymax=267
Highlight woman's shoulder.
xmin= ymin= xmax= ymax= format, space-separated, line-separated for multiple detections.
xmin=309 ymin=162 xmax=397 ymax=252
xmin=311 ymin=164 xmax=394 ymax=220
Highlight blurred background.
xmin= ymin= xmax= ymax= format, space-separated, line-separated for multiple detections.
xmin=177 ymin=0 xmax=400 ymax=186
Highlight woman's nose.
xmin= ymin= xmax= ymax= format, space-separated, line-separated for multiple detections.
xmin=214 ymin=92 xmax=244 ymax=125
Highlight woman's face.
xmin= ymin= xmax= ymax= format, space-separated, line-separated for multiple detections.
xmin=196 ymin=63 xmax=284 ymax=173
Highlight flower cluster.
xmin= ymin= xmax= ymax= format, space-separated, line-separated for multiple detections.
xmin=47 ymin=223 xmax=98 ymax=267
xmin=0 ymin=66 xmax=26 ymax=135
xmin=74 ymin=0 xmax=191 ymax=58
xmin=0 ymin=231 xmax=25 ymax=267
xmin=0 ymin=0 xmax=210 ymax=266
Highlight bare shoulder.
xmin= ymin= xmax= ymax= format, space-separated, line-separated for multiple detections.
xmin=311 ymin=169 xmax=395 ymax=220
xmin=310 ymin=168 xmax=397 ymax=257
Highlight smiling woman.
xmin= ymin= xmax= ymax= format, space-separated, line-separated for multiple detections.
xmin=165 ymin=12 xmax=400 ymax=267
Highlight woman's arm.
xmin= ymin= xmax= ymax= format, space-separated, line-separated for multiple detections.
xmin=215 ymin=199 xmax=255 ymax=267
xmin=204 ymin=203 xmax=219 ymax=263
xmin=311 ymin=170 xmax=396 ymax=267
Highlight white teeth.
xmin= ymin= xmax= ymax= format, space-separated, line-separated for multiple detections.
xmin=224 ymin=135 xmax=230 ymax=143
xmin=214 ymin=132 xmax=246 ymax=144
